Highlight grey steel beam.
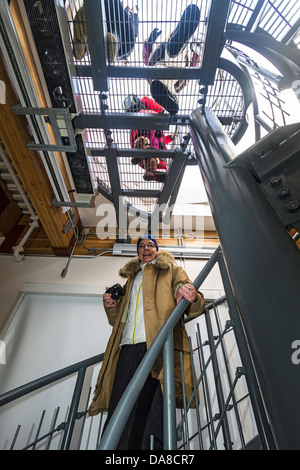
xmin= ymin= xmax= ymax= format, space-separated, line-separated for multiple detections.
xmin=90 ymin=147 xmax=197 ymax=166
xmin=84 ymin=0 xmax=109 ymax=91
xmin=199 ymin=0 xmax=231 ymax=85
xmin=122 ymin=189 xmax=160 ymax=198
xmin=52 ymin=199 xmax=91 ymax=208
xmin=105 ymin=146 xmax=129 ymax=242
xmin=254 ymin=114 xmax=273 ymax=133
xmin=281 ymin=18 xmax=300 ymax=45
xmin=245 ymin=0 xmax=268 ymax=32
xmin=226 ymin=45 xmax=283 ymax=86
xmin=91 ymin=147 xmax=178 ymax=159
xmin=73 ymin=112 xmax=171 ymax=131
xmin=163 ymin=162 xmax=186 ymax=223
xmin=148 ymin=149 xmax=188 ymax=233
xmin=163 ymin=332 xmax=177 ymax=450
xmin=0 ymin=353 xmax=104 ymax=407
xmin=189 ymin=106 xmax=300 ymax=450
xmin=76 ymin=65 xmax=202 ymax=80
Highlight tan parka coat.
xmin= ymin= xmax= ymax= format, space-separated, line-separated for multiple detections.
xmin=88 ymin=250 xmax=205 ymax=416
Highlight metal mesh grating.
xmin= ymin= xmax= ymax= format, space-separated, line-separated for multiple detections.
xmin=62 ymin=0 xmax=300 ymax=219
xmin=257 ymin=0 xmax=300 ymax=40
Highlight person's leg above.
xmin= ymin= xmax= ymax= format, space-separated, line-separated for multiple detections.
xmin=150 ymin=80 xmax=179 ymax=116
xmin=167 ymin=4 xmax=201 ymax=58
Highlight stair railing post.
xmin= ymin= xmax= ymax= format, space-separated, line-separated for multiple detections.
xmin=163 ymin=330 xmax=177 ymax=449
xmin=60 ymin=367 xmax=86 ymax=450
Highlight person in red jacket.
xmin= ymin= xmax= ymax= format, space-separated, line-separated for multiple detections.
xmin=127 ymin=96 xmax=177 ymax=182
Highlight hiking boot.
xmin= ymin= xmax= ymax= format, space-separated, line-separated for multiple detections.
xmin=73 ymin=6 xmax=89 ymax=61
xmin=148 ymin=43 xmax=166 ymax=66
xmin=150 ymin=80 xmax=178 ymax=116
xmin=143 ymin=172 xmax=166 ymax=183
xmin=167 ymin=4 xmax=200 ymax=58
xmin=107 ymin=32 xmax=117 ymax=63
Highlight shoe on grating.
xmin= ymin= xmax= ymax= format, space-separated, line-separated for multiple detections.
xmin=73 ymin=6 xmax=89 ymax=61
xmin=150 ymin=80 xmax=179 ymax=116
xmin=107 ymin=32 xmax=117 ymax=63
xmin=167 ymin=4 xmax=201 ymax=58
xmin=143 ymin=172 xmax=166 ymax=183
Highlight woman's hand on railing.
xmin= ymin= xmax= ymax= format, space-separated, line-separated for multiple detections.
xmin=176 ymin=283 xmax=197 ymax=304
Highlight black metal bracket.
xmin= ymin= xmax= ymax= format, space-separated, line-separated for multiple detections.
xmin=228 ymin=123 xmax=300 ymax=231
xmin=11 ymin=105 xmax=77 ymax=152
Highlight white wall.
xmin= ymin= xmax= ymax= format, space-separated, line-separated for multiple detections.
xmin=0 ymin=253 xmax=223 ymax=334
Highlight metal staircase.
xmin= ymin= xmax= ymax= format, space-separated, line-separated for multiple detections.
xmin=0 ymin=140 xmax=32 ymax=216
xmin=0 ymin=0 xmax=300 ymax=451
xmin=0 ymin=247 xmax=275 ymax=451
xmin=11 ymin=0 xmax=300 ymax=238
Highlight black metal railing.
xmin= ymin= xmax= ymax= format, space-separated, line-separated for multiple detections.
xmin=0 ymin=354 xmax=104 ymax=450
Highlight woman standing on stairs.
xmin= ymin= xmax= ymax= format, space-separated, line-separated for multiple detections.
xmin=89 ymin=235 xmax=205 ymax=450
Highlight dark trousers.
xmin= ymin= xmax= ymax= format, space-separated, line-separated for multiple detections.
xmin=102 ymin=343 xmax=163 ymax=450
xmin=105 ymin=0 xmax=137 ymax=59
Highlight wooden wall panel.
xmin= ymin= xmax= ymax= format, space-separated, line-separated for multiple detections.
xmin=0 ymin=53 xmax=75 ymax=254
xmin=0 ymin=176 xmax=23 ymax=236
xmin=0 ymin=1 xmax=81 ymax=255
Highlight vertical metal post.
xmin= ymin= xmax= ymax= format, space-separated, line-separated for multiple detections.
xmin=190 ymin=107 xmax=300 ymax=449
xmin=163 ymin=331 xmax=177 ymax=450
xmin=217 ymin=251 xmax=275 ymax=450
xmin=84 ymin=0 xmax=109 ymax=91
xmin=60 ymin=367 xmax=86 ymax=450
xmin=205 ymin=313 xmax=232 ymax=449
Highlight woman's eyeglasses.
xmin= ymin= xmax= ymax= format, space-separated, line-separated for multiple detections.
xmin=138 ymin=243 xmax=156 ymax=249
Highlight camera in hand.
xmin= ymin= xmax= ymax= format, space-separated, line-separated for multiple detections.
xmin=106 ymin=283 xmax=125 ymax=301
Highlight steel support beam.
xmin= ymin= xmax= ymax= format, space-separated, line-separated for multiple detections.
xmin=199 ymin=0 xmax=231 ymax=85
xmin=189 ymin=106 xmax=300 ymax=450
xmin=245 ymin=0 xmax=268 ymax=32
xmin=148 ymin=149 xmax=188 ymax=232
xmin=91 ymin=147 xmax=178 ymax=159
xmin=76 ymin=65 xmax=202 ymax=80
xmin=73 ymin=112 xmax=171 ymax=131
xmin=84 ymin=0 xmax=109 ymax=91
xmin=105 ymin=146 xmax=130 ymax=242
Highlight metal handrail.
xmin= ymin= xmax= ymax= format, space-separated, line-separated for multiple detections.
xmin=0 ymin=353 xmax=104 ymax=450
xmin=0 ymin=353 xmax=104 ymax=407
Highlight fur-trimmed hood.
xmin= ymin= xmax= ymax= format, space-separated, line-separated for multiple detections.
xmin=119 ymin=249 xmax=176 ymax=278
